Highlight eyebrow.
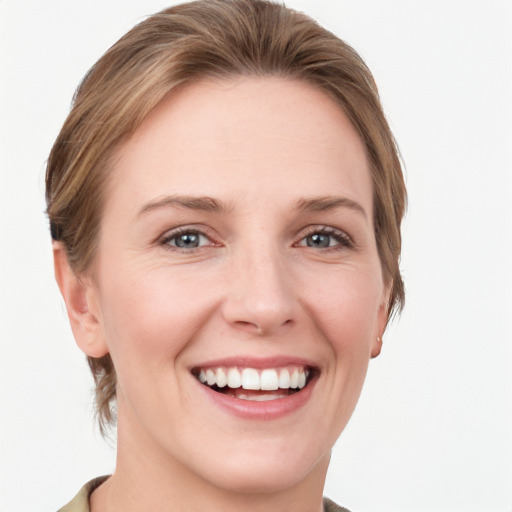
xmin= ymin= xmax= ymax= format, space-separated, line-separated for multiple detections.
xmin=294 ymin=196 xmax=367 ymax=219
xmin=137 ymin=195 xmax=231 ymax=216
xmin=137 ymin=194 xmax=367 ymax=219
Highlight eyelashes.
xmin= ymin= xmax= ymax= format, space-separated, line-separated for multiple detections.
xmin=295 ymin=226 xmax=354 ymax=250
xmin=160 ymin=226 xmax=218 ymax=250
xmin=159 ymin=225 xmax=355 ymax=253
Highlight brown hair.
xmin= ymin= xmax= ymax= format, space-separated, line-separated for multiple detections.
xmin=46 ymin=0 xmax=406 ymax=433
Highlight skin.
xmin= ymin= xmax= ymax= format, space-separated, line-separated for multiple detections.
xmin=54 ymin=77 xmax=388 ymax=512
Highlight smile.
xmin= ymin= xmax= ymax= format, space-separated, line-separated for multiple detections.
xmin=193 ymin=366 xmax=312 ymax=401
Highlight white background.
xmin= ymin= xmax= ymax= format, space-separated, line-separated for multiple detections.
xmin=1 ymin=1 xmax=511 ymax=511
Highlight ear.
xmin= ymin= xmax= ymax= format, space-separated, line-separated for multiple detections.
xmin=53 ymin=242 xmax=109 ymax=358
xmin=370 ymin=283 xmax=391 ymax=359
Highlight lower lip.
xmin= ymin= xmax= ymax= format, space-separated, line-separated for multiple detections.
xmin=197 ymin=376 xmax=318 ymax=420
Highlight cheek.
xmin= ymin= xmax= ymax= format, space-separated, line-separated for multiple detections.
xmin=323 ymin=271 xmax=382 ymax=371
xmin=296 ymin=268 xmax=383 ymax=441
xmin=303 ymin=267 xmax=383 ymax=352
xmin=97 ymin=265 xmax=218 ymax=372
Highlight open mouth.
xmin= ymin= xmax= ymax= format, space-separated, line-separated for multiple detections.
xmin=192 ymin=366 xmax=315 ymax=401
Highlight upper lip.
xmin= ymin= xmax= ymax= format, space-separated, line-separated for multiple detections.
xmin=190 ymin=356 xmax=319 ymax=372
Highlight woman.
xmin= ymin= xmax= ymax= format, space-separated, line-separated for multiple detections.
xmin=47 ymin=1 xmax=406 ymax=511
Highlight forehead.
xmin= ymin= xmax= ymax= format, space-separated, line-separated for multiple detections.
xmin=108 ymin=77 xmax=372 ymax=215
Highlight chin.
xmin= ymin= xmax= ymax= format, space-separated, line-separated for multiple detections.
xmin=175 ymin=432 xmax=332 ymax=495
xmin=197 ymin=451 xmax=328 ymax=495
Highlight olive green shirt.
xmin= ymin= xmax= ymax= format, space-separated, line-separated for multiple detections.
xmin=57 ymin=476 xmax=351 ymax=512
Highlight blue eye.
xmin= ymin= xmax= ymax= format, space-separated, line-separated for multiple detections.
xmin=298 ymin=228 xmax=352 ymax=249
xmin=163 ymin=230 xmax=210 ymax=249
xmin=305 ymin=233 xmax=334 ymax=248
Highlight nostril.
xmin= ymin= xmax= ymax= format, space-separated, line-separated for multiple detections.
xmin=233 ymin=318 xmax=294 ymax=336
xmin=234 ymin=320 xmax=264 ymax=335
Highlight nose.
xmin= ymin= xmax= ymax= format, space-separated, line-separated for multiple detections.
xmin=221 ymin=246 xmax=297 ymax=336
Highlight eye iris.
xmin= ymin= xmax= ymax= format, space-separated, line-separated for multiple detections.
xmin=175 ymin=233 xmax=199 ymax=248
xmin=307 ymin=233 xmax=330 ymax=248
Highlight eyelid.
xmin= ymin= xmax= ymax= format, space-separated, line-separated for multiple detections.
xmin=158 ymin=225 xmax=220 ymax=250
xmin=295 ymin=225 xmax=355 ymax=249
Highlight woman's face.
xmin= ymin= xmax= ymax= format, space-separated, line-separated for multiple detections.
xmin=84 ymin=77 xmax=388 ymax=492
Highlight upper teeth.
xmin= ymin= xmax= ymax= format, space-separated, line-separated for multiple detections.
xmin=197 ymin=367 xmax=309 ymax=390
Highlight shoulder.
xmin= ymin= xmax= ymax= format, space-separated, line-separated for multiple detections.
xmin=57 ymin=476 xmax=109 ymax=512
xmin=323 ymin=496 xmax=352 ymax=512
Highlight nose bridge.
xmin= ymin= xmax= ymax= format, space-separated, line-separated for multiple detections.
xmin=222 ymin=238 xmax=296 ymax=334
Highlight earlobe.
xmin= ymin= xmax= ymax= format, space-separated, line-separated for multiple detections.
xmin=371 ymin=336 xmax=383 ymax=358
xmin=53 ymin=242 xmax=109 ymax=358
